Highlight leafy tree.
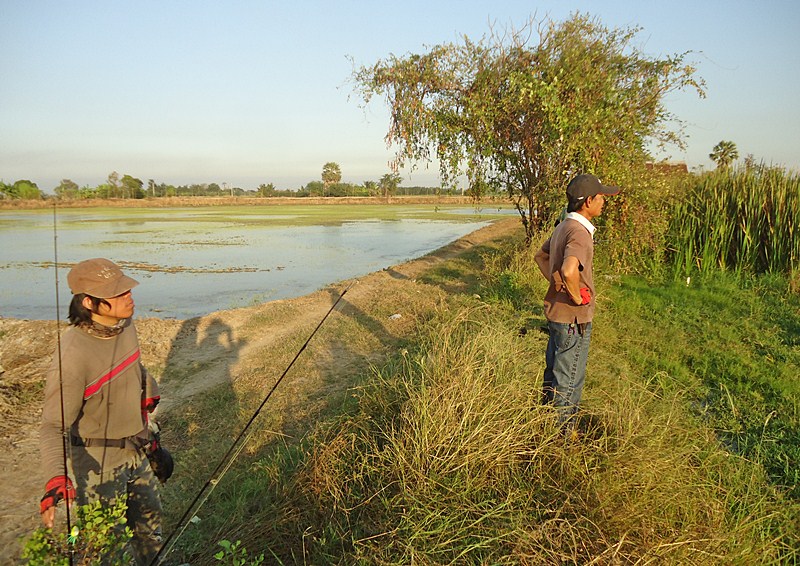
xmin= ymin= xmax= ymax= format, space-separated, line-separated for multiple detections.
xmin=321 ymin=162 xmax=342 ymax=195
xmin=4 ymin=179 xmax=43 ymax=199
xmin=95 ymin=183 xmax=114 ymax=199
xmin=258 ymin=183 xmax=276 ymax=197
xmin=709 ymin=140 xmax=739 ymax=170
xmin=54 ymin=179 xmax=80 ymax=199
xmin=325 ymin=182 xmax=351 ymax=197
xmin=379 ymin=172 xmax=402 ymax=198
xmin=305 ymin=180 xmax=324 ymax=196
xmin=353 ymin=13 xmax=705 ymax=242
xmin=120 ymin=174 xmax=144 ymax=199
xmin=363 ymin=180 xmax=378 ymax=196
xmin=107 ymin=171 xmax=120 ymax=198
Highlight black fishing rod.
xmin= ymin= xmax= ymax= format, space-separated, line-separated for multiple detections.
xmin=151 ymin=280 xmax=356 ymax=565
xmin=52 ymin=202 xmax=75 ymax=565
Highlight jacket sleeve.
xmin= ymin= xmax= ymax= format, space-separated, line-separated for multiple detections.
xmin=40 ymin=346 xmax=85 ymax=483
xmin=142 ymin=363 xmax=159 ymax=404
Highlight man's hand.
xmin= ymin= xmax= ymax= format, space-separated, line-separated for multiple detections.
xmin=40 ymin=475 xmax=76 ymax=527
xmin=41 ymin=505 xmax=57 ymax=529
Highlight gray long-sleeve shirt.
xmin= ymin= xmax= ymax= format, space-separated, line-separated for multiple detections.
xmin=40 ymin=320 xmax=158 ymax=483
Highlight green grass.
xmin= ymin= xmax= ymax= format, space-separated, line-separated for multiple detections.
xmin=152 ymin=230 xmax=798 ymax=564
xmin=598 ymin=271 xmax=800 ymax=498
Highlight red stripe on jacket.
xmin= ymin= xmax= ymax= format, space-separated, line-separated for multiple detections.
xmin=83 ymin=349 xmax=141 ymax=400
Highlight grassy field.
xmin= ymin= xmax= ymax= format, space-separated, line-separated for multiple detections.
xmin=154 ymin=224 xmax=799 ymax=564
xmin=600 ymin=273 xmax=800 ymax=498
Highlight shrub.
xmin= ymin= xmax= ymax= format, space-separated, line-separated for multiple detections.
xmin=22 ymin=498 xmax=132 ymax=565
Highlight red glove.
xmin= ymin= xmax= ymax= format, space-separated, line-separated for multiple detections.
xmin=40 ymin=475 xmax=76 ymax=514
xmin=142 ymin=396 xmax=160 ymax=412
xmin=579 ymin=287 xmax=591 ymax=305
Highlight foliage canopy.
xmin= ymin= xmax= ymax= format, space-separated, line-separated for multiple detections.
xmin=0 ymin=179 xmax=43 ymax=200
xmin=321 ymin=162 xmax=343 ymax=189
xmin=353 ymin=12 xmax=705 ymax=241
xmin=709 ymin=140 xmax=739 ymax=169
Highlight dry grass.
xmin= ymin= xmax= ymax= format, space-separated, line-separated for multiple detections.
xmin=289 ymin=298 xmax=793 ymax=564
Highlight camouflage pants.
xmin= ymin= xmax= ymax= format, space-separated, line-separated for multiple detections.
xmin=73 ymin=442 xmax=162 ymax=565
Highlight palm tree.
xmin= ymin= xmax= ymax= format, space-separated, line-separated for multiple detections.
xmin=379 ymin=172 xmax=402 ymax=199
xmin=709 ymin=140 xmax=739 ymax=169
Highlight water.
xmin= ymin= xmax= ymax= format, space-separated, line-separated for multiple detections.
xmin=0 ymin=206 xmax=508 ymax=319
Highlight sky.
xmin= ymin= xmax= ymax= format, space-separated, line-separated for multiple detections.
xmin=1 ymin=1 xmax=799 ymax=192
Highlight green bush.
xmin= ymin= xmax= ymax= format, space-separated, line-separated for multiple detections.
xmin=23 ymin=498 xmax=132 ymax=565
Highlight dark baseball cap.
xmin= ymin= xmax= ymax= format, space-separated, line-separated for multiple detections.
xmin=67 ymin=258 xmax=139 ymax=298
xmin=566 ymin=174 xmax=620 ymax=203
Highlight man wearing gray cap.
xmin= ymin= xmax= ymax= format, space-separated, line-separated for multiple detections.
xmin=39 ymin=258 xmax=163 ymax=564
xmin=534 ymin=174 xmax=620 ymax=433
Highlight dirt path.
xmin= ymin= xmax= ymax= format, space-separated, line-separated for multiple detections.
xmin=0 ymin=217 xmax=519 ymax=563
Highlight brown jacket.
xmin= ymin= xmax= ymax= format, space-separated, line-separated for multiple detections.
xmin=40 ymin=320 xmax=158 ymax=482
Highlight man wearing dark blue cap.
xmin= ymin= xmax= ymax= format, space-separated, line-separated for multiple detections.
xmin=533 ymin=174 xmax=620 ymax=431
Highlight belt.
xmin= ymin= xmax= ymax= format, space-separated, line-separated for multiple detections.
xmin=71 ymin=435 xmax=142 ymax=450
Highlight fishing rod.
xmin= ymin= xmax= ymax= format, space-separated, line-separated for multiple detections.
xmin=151 ymin=279 xmax=356 ymax=565
xmin=52 ymin=202 xmax=75 ymax=565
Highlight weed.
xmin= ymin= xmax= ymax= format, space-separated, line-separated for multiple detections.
xmin=23 ymin=498 xmax=132 ymax=565
xmin=214 ymin=539 xmax=265 ymax=565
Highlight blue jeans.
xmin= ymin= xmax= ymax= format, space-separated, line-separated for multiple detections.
xmin=543 ymin=321 xmax=593 ymax=424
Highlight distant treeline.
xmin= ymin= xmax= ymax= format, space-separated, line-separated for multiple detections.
xmin=0 ymin=174 xmax=493 ymax=201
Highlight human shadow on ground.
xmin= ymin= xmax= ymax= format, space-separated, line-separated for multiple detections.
xmin=156 ymin=315 xmax=245 ymax=525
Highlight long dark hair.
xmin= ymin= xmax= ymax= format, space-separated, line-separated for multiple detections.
xmin=68 ymin=294 xmax=110 ymax=326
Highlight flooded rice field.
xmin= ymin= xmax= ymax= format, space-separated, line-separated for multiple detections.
xmin=0 ymin=204 xmax=513 ymax=319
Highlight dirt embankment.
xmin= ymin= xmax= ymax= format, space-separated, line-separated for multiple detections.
xmin=0 ymin=217 xmax=521 ymax=563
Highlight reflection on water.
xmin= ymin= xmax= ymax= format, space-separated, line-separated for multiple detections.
xmin=0 ymin=207 xmax=503 ymax=320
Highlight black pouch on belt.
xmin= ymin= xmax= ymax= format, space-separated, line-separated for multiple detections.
xmin=147 ymin=444 xmax=174 ymax=484
xmin=145 ymin=420 xmax=174 ymax=484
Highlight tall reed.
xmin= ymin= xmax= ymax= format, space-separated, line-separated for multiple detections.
xmin=670 ymin=165 xmax=800 ymax=276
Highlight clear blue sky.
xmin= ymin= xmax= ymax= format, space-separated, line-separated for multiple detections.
xmin=2 ymin=1 xmax=798 ymax=191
